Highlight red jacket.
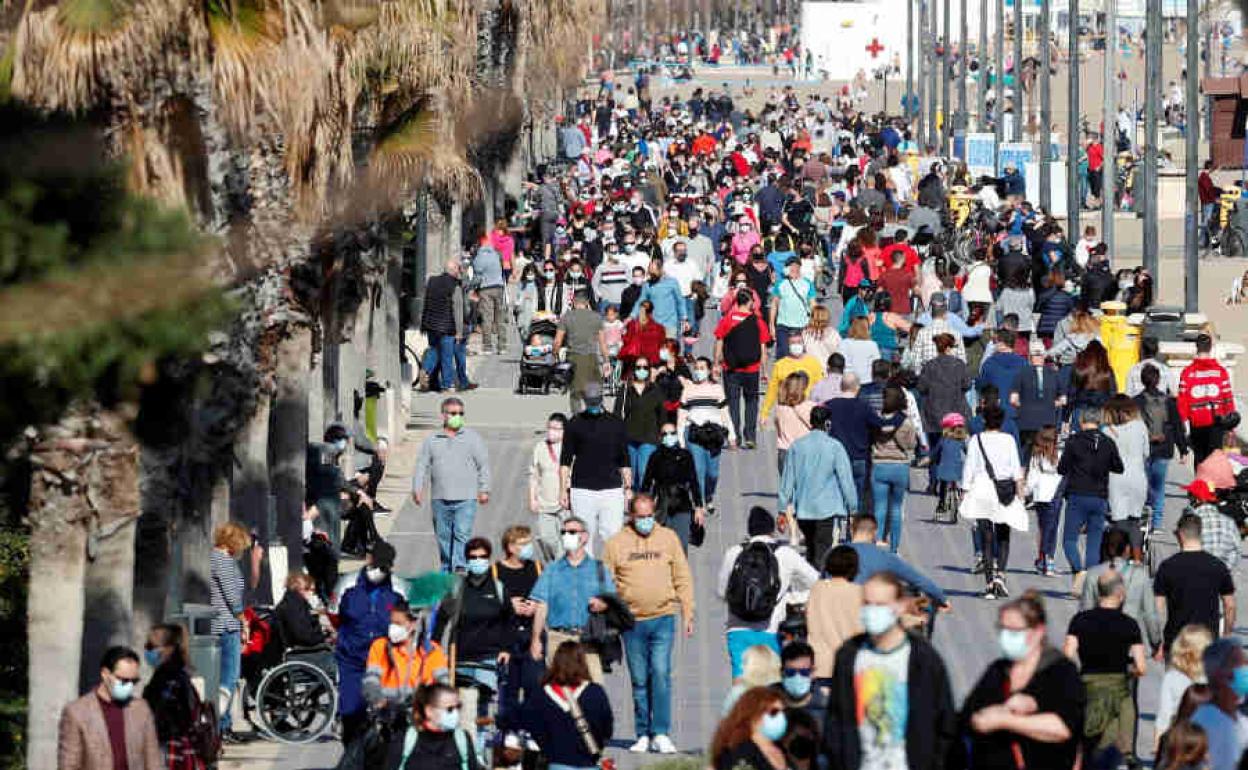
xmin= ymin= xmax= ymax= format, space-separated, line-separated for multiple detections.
xmin=1177 ymin=356 xmax=1235 ymax=429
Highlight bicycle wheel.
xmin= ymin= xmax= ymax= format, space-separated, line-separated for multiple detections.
xmin=255 ymin=660 xmax=338 ymax=744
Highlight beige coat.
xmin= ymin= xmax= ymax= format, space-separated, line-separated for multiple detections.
xmin=58 ymin=691 xmax=162 ymax=770
xmin=806 ymin=578 xmax=864 ymax=679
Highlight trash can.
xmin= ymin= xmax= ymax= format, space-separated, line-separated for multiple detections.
xmin=1099 ymin=301 xmax=1139 ymax=392
xmin=168 ymin=603 xmax=220 ymax=704
xmin=1142 ymin=305 xmax=1185 ymax=343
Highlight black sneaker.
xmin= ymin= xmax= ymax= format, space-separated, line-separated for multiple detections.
xmin=994 ymin=576 xmax=1010 ymax=598
xmin=971 ymin=556 xmax=985 ymax=575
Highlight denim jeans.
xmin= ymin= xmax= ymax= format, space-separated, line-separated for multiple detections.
xmin=628 ymin=441 xmax=657 ymax=487
xmin=723 ymin=371 xmax=760 ymax=444
xmin=432 ymin=498 xmax=478 ymax=571
xmin=851 ymin=458 xmax=869 ymax=513
xmin=497 ymin=640 xmax=545 ymax=731
xmin=872 ymin=462 xmax=910 ymax=553
xmin=218 ymin=630 xmax=242 ymax=732
xmin=422 ymin=332 xmax=458 ymax=390
xmin=726 ymin=629 xmax=780 ymax=677
xmin=1145 ymin=457 xmax=1170 ymax=529
xmin=623 ymin=614 xmax=676 ymax=738
xmin=1035 ymin=500 xmax=1061 ymax=560
xmin=1063 ymin=493 xmax=1108 ymax=573
xmin=775 ymin=324 xmax=802 ymax=359
xmin=685 ymin=429 xmax=721 ymax=504
xmin=452 ymin=339 xmax=469 ymax=388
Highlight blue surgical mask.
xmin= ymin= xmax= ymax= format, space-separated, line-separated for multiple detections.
xmin=634 ymin=516 xmax=656 ymax=535
xmin=760 ymin=709 xmax=788 ymax=741
xmin=334 ymin=438 xmax=348 ymax=452
xmin=998 ymin=628 xmax=1031 ymax=661
xmin=860 ymin=605 xmax=897 ymax=636
xmin=634 ymin=368 xmax=650 ymax=380
xmin=661 ymin=433 xmax=679 ymax=448
xmin=782 ymin=674 xmax=812 ymax=699
xmin=437 ymin=707 xmax=460 ymax=732
xmin=518 ymin=543 xmax=535 ymax=561
xmin=466 ymin=558 xmax=490 ymax=576
xmin=585 ymin=405 xmax=604 ymax=415
xmin=692 ymin=369 xmax=709 ymax=382
xmin=144 ymin=649 xmax=162 ymax=668
xmin=1231 ymin=666 xmax=1248 ymax=698
xmin=110 ymin=679 xmax=136 ymax=704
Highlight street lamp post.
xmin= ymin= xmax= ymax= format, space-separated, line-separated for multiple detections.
xmin=959 ymin=0 xmax=969 ymax=136
xmin=1102 ymin=0 xmax=1116 ymax=257
xmin=1012 ymin=0 xmax=1022 ymax=141
xmin=1185 ymin=0 xmax=1200 ymax=310
xmin=1039 ymin=0 xmax=1051 ymax=210
xmin=943 ymin=0 xmax=952 ymax=153
xmin=919 ymin=0 xmax=929 ymax=141
xmin=995 ymin=0 xmax=1005 ymax=171
xmin=979 ymin=0 xmax=988 ymax=130
xmin=908 ymin=0 xmax=915 ymax=125
xmin=1066 ymin=0 xmax=1079 ymax=232
xmin=929 ymin=0 xmax=940 ymax=148
xmin=1143 ymin=0 xmax=1160 ymax=280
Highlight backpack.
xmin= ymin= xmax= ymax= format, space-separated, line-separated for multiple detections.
xmin=186 ymin=678 xmax=221 ymax=765
xmin=1139 ymin=390 xmax=1169 ymax=444
xmin=725 ymin=540 xmax=781 ymax=622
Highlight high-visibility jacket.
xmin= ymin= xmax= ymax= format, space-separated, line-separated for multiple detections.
xmin=363 ymin=637 xmax=448 ymax=703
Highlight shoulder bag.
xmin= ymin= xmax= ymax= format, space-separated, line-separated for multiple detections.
xmin=977 ymin=434 xmax=1017 ymax=507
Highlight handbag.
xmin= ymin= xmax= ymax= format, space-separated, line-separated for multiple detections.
xmin=688 ymin=421 xmax=729 ymax=451
xmin=977 ymin=435 xmax=1017 ymax=507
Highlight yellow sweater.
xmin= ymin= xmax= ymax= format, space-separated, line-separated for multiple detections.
xmin=761 ymin=354 xmax=824 ymax=419
xmin=602 ymin=525 xmax=694 ymax=623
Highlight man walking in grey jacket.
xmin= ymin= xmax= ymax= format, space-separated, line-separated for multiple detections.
xmin=411 ymin=397 xmax=491 ymax=571
xmin=473 ymin=235 xmax=508 ymax=355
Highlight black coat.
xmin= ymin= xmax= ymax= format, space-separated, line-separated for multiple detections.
xmin=823 ymin=633 xmax=957 ymax=770
xmin=142 ymin=659 xmax=196 ymax=743
xmin=1057 ymin=428 xmax=1125 ymax=498
xmin=917 ymin=355 xmax=972 ymax=434
xmin=525 ymin=683 xmax=613 ymax=768
xmin=1010 ymin=363 xmax=1063 ymax=432
xmin=275 ymin=590 xmax=327 ymax=649
xmin=641 ymin=444 xmax=704 ymax=517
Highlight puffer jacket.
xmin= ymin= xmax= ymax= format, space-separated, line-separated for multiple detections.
xmin=1035 ymin=286 xmax=1076 ymax=338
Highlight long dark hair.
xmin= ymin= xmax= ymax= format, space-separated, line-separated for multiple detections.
xmin=1073 ymin=340 xmax=1114 ymax=394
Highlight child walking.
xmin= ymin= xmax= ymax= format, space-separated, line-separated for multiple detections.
xmin=932 ymin=413 xmax=968 ymax=518
xmin=1025 ymin=426 xmax=1063 ymax=576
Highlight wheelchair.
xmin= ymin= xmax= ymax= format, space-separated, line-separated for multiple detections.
xmin=241 ymin=607 xmax=338 ymax=744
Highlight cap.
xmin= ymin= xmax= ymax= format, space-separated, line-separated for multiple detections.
xmin=940 ymin=413 xmax=966 ymax=429
xmin=858 ymin=278 xmax=874 ymax=289
xmin=784 ymin=256 xmax=801 ymax=267
xmin=582 ymin=381 xmax=604 ymax=406
xmin=747 ymin=506 xmax=775 ymax=536
xmin=368 ymin=540 xmax=396 ymax=570
xmin=929 ymin=291 xmax=948 ymax=308
xmin=1184 ymin=478 xmax=1219 ymax=503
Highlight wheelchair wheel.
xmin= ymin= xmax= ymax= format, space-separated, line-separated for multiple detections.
xmin=254 ymin=660 xmax=337 ymax=744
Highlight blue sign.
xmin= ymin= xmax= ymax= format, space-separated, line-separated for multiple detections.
xmin=966 ymin=133 xmax=995 ymax=177
xmin=999 ymin=142 xmax=1035 ymax=175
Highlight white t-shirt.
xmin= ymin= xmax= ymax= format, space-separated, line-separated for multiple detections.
xmin=664 ymin=258 xmax=701 ymax=296
xmin=854 ymin=639 xmax=912 ymax=770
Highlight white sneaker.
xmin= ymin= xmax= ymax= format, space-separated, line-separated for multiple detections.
xmin=652 ymin=735 xmax=678 ymax=754
xmin=628 ymin=736 xmax=651 ymax=753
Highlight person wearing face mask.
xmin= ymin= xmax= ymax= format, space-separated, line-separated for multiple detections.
xmin=614 ymin=356 xmax=666 ymax=485
xmin=387 ymin=683 xmax=483 ymax=770
xmin=553 ymin=291 xmax=611 ymax=415
xmin=664 ymin=243 xmax=702 ymax=336
xmin=824 ymin=572 xmax=957 ymax=770
xmin=959 ymin=591 xmax=1083 ymax=770
xmin=619 ymin=266 xmax=647 ymax=319
xmin=768 ymin=257 xmax=816 ymax=360
xmin=528 ymin=516 xmax=616 ymax=683
xmin=686 ymin=217 xmax=715 ymax=281
xmin=529 ymin=414 xmax=568 ymax=561
xmin=1188 ymin=637 xmax=1248 ymax=770
xmin=678 ymin=356 xmax=735 ymax=510
xmin=449 ymin=538 xmax=515 ymax=742
xmin=209 ymin=522 xmax=252 ymax=740
xmin=363 ymin=601 xmax=450 ymax=713
xmin=732 ymin=219 xmax=762 ymax=265
xmin=632 ymin=256 xmax=688 ymax=341
xmin=513 ymin=265 xmax=542 ymax=341
xmin=710 ymin=687 xmax=792 ymax=770
xmin=141 ymin=624 xmax=200 ymax=768
xmin=333 ymin=540 xmax=407 ymax=745
xmin=639 ymin=424 xmax=706 ymax=552
xmin=603 ymin=494 xmax=695 ymax=754
xmin=411 ymin=397 xmax=491 ymax=573
xmin=305 ymin=424 xmax=353 ymax=553
xmin=59 ymin=646 xmax=161 ymax=770
xmin=771 ymin=641 xmax=829 ymax=729
xmin=493 ymin=526 xmax=544 ymax=729
xmin=524 ymin=642 xmax=615 ymax=770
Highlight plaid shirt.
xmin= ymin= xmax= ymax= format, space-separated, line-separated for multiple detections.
xmin=1194 ymin=503 xmax=1241 ymax=570
xmin=903 ymin=316 xmax=967 ymax=371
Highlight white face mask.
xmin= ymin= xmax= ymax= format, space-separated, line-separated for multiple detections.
xmin=366 ymin=567 xmax=386 ymax=584
xmin=388 ymin=623 xmax=410 ymax=644
xmin=561 ymin=532 xmax=582 ymax=553
xmin=790 ymin=343 xmax=805 ymax=356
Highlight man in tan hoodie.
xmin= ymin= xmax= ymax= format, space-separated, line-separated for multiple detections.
xmin=603 ymin=493 xmax=695 ymax=755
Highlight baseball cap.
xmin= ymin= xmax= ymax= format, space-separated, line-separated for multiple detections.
xmin=940 ymin=413 xmax=966 ymax=429
xmin=1184 ymin=478 xmax=1218 ymax=503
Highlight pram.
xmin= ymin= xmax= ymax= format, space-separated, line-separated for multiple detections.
xmin=516 ymin=315 xmax=574 ymax=395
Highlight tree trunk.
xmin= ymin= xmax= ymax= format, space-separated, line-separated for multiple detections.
xmin=26 ymin=408 xmax=139 ymax=770
xmin=80 ymin=516 xmax=138 ymax=691
xmin=270 ymin=330 xmax=312 ymax=579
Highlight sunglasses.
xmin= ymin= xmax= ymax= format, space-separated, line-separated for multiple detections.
xmin=112 ymin=675 xmax=141 ymax=685
xmin=782 ymin=666 xmax=813 ymax=678
xmin=661 ymin=431 xmax=678 ymax=437
xmin=561 ymin=528 xmax=584 ymax=536
xmin=445 ymin=410 xmax=464 ymax=416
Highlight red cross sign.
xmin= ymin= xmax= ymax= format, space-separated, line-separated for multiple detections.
xmin=866 ymin=38 xmax=885 ymax=58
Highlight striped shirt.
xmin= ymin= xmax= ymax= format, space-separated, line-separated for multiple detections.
xmin=210 ymin=549 xmax=244 ymax=635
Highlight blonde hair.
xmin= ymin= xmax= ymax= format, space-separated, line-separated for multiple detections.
xmin=285 ymin=572 xmax=314 ymax=592
xmin=737 ymin=645 xmax=782 ymax=689
xmin=778 ymin=371 xmax=810 ymax=407
xmin=1171 ymin=624 xmax=1214 ymax=681
xmin=214 ymin=522 xmax=252 ymax=554
xmin=942 ymin=424 xmax=968 ymax=441
xmin=848 ymin=316 xmax=871 ymax=341
xmin=1069 ymin=310 xmax=1100 ymax=336
xmin=806 ymin=305 xmax=832 ymax=336
xmin=501 ymin=525 xmax=534 ymax=556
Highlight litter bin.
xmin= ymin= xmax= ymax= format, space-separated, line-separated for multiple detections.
xmin=1099 ymin=301 xmax=1139 ymax=392
xmin=168 ymin=603 xmax=220 ymax=704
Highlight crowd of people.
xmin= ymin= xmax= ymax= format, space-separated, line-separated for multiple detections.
xmin=54 ymin=32 xmax=1248 ymax=770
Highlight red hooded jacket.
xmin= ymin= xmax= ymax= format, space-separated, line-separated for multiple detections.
xmin=1177 ymin=356 xmax=1234 ymax=429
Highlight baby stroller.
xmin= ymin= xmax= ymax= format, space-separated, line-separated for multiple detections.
xmin=517 ymin=315 xmax=573 ymax=394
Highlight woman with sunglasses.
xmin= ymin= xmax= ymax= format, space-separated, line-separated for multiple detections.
xmin=640 ymin=420 xmax=705 ymax=552
xmin=709 ymin=686 xmax=792 ymax=770
xmin=388 ymin=683 xmax=483 ymax=770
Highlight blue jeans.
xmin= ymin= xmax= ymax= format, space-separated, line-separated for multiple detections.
xmin=496 ymin=639 xmax=545 ymax=731
xmin=872 ymin=462 xmax=910 ymax=553
xmin=1063 ymin=493 xmax=1108 ymax=573
xmin=623 ymin=615 xmax=676 ymax=737
xmin=628 ymin=441 xmax=657 ymax=487
xmin=686 ymin=430 xmax=721 ymax=504
xmin=1146 ymin=457 xmax=1170 ymax=529
xmin=452 ymin=339 xmax=469 ymax=388
xmin=850 ymin=458 xmax=868 ymax=512
xmin=218 ymin=630 xmax=241 ymax=732
xmin=432 ymin=498 xmax=478 ymax=571
xmin=1035 ymin=500 xmax=1061 ymax=560
xmin=725 ymin=629 xmax=780 ymax=678
xmin=422 ymin=332 xmax=458 ymax=390
xmin=775 ymin=324 xmax=802 ymax=359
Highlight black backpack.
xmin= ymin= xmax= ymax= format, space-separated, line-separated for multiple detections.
xmin=725 ymin=540 xmax=781 ymax=622
xmin=1139 ymin=390 xmax=1170 ymax=444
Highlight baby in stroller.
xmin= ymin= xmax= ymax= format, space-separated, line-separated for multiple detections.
xmin=517 ymin=314 xmax=573 ymax=394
